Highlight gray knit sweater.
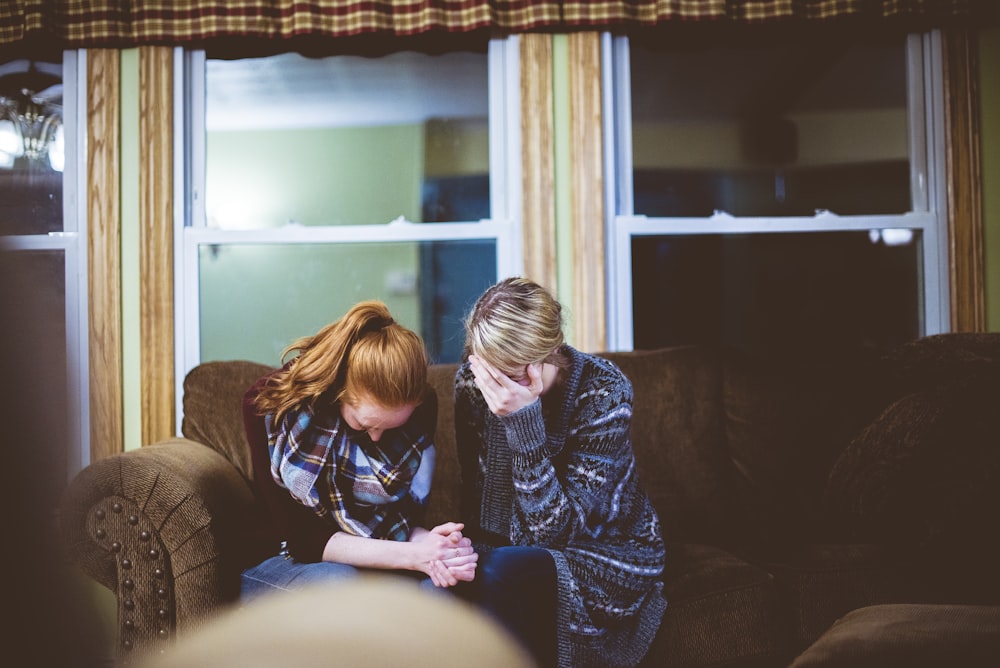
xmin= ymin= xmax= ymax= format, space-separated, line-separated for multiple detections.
xmin=455 ymin=346 xmax=667 ymax=667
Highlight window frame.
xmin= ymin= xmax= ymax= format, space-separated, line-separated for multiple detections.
xmin=603 ymin=31 xmax=950 ymax=351
xmin=174 ymin=38 xmax=522 ymax=425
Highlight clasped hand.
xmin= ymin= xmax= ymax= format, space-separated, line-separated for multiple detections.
xmin=414 ymin=522 xmax=478 ymax=588
xmin=469 ymin=355 xmax=543 ymax=417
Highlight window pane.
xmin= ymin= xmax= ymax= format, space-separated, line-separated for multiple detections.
xmin=0 ymin=250 xmax=68 ymax=492
xmin=0 ymin=58 xmax=64 ymax=235
xmin=631 ymin=231 xmax=921 ymax=355
xmin=199 ymin=240 xmax=496 ymax=364
xmin=630 ymin=38 xmax=910 ymax=217
xmin=205 ymin=51 xmax=489 ymax=229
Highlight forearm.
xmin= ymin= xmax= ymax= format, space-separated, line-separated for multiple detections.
xmin=502 ymin=403 xmax=577 ymax=544
xmin=505 ymin=401 xmax=631 ymax=546
xmin=322 ymin=531 xmax=423 ymax=571
xmin=322 ymin=524 xmax=478 ymax=588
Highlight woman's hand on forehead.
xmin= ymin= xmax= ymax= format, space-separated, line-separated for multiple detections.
xmin=468 ymin=355 xmax=543 ymax=417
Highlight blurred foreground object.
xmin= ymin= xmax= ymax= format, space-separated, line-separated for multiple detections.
xmin=142 ymin=576 xmax=535 ymax=668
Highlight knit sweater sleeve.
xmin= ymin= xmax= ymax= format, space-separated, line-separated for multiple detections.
xmin=503 ymin=361 xmax=636 ymax=547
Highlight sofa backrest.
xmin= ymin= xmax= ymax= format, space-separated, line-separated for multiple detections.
xmin=178 ymin=344 xmax=894 ymax=546
xmin=182 ymin=360 xmax=274 ymax=483
xmin=717 ymin=345 xmax=889 ymax=546
xmin=599 ymin=347 xmax=734 ymax=544
xmin=425 ymin=363 xmax=462 ymax=527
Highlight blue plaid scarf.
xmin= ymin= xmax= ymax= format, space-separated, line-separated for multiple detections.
xmin=265 ymin=402 xmax=434 ymax=542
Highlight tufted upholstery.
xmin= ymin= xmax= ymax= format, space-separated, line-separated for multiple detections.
xmin=58 ymin=334 xmax=1000 ymax=665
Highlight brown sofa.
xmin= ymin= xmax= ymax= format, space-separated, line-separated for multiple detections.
xmin=58 ymin=333 xmax=1000 ymax=665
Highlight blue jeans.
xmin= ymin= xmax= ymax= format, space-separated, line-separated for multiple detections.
xmin=240 ymin=555 xmax=435 ymax=602
xmin=455 ymin=545 xmax=557 ymax=667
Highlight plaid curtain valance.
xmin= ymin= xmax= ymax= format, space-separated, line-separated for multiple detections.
xmin=562 ymin=1 xmax=995 ymax=25
xmin=0 ymin=1 xmax=563 ymax=48
xmin=1 ymin=1 xmax=994 ymax=49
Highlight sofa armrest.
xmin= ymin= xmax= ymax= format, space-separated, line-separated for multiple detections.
xmin=58 ymin=438 xmax=256 ymax=661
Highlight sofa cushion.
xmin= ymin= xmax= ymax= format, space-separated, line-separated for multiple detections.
xmin=642 ymin=543 xmax=787 ymax=667
xmin=789 ymin=603 xmax=1000 ymax=668
xmin=182 ymin=360 xmax=274 ymax=482
xmin=748 ymin=543 xmax=920 ymax=653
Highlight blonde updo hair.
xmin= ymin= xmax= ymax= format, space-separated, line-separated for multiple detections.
xmin=254 ymin=301 xmax=428 ymax=423
xmin=464 ymin=277 xmax=566 ymax=374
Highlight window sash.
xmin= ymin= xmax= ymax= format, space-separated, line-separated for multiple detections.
xmin=604 ymin=32 xmax=949 ymax=351
xmin=0 ymin=50 xmax=88 ymax=478
xmin=175 ymin=38 xmax=521 ymax=426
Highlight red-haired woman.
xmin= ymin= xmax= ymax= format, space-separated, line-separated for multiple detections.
xmin=241 ymin=301 xmax=476 ymax=599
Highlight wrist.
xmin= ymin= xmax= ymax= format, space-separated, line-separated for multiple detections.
xmin=501 ymin=401 xmax=546 ymax=451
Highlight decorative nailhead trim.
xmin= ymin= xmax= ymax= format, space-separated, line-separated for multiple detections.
xmin=88 ymin=497 xmax=176 ymax=660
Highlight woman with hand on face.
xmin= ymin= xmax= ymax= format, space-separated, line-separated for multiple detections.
xmin=241 ymin=301 xmax=477 ymax=599
xmin=454 ymin=277 xmax=666 ymax=668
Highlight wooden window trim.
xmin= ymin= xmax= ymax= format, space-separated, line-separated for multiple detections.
xmin=943 ymin=28 xmax=987 ymax=332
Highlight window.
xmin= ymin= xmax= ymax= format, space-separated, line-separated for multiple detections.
xmin=606 ymin=32 xmax=947 ymax=355
xmin=0 ymin=52 xmax=88 ymax=483
xmin=178 ymin=40 xmax=521 ymax=393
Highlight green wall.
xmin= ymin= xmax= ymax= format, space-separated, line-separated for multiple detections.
xmin=200 ymin=124 xmax=425 ymax=365
xmin=205 ymin=125 xmax=423 ymax=229
xmin=198 ymin=242 xmax=421 ymax=364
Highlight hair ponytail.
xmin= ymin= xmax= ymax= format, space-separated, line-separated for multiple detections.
xmin=254 ymin=301 xmax=428 ymax=422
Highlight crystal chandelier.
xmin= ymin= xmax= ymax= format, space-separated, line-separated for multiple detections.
xmin=0 ymin=61 xmax=63 ymax=172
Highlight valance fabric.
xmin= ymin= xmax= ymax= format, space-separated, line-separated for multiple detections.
xmin=1 ymin=1 xmax=995 ymax=51
xmin=561 ymin=1 xmax=995 ymax=26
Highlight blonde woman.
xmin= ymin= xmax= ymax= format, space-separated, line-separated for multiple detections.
xmin=241 ymin=301 xmax=476 ymax=598
xmin=454 ymin=278 xmax=666 ymax=667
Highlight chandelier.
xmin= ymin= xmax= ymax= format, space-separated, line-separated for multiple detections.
xmin=0 ymin=61 xmax=63 ymax=172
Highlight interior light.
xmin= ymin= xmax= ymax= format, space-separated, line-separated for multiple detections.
xmin=0 ymin=118 xmax=19 ymax=168
xmin=868 ymin=229 xmax=914 ymax=246
xmin=48 ymin=123 xmax=64 ymax=172
xmin=0 ymin=61 xmax=63 ymax=171
xmin=881 ymin=229 xmax=913 ymax=246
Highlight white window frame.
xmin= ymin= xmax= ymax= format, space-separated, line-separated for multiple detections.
xmin=174 ymin=38 xmax=522 ymax=428
xmin=603 ymin=32 xmax=950 ymax=351
xmin=0 ymin=50 xmax=89 ymax=477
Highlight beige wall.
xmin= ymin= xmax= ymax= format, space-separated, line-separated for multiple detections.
xmin=633 ymin=109 xmax=908 ymax=170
